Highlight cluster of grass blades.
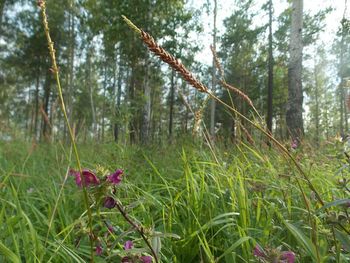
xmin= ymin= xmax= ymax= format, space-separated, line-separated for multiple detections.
xmin=0 ymin=139 xmax=350 ymax=262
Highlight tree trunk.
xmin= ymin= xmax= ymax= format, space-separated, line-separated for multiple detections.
xmin=286 ymin=0 xmax=304 ymax=140
xmin=129 ymin=67 xmax=136 ymax=144
xmin=114 ymin=59 xmax=123 ymax=142
xmin=87 ymin=48 xmax=97 ymax=139
xmin=168 ymin=70 xmax=175 ymax=138
xmin=339 ymin=12 xmax=348 ymax=135
xmin=67 ymin=2 xmax=75 ymax=140
xmin=266 ymin=0 xmax=274 ymax=134
xmin=0 ymin=0 xmax=6 ymax=29
xmin=101 ymin=63 xmax=107 ymax=141
xmin=34 ymin=72 xmax=40 ymax=141
xmin=210 ymin=0 xmax=217 ymax=140
xmin=42 ymin=70 xmax=51 ymax=140
xmin=141 ymin=56 xmax=151 ymax=144
xmin=313 ymin=60 xmax=320 ymax=145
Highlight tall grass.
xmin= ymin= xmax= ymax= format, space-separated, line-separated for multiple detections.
xmin=0 ymin=140 xmax=348 ymax=262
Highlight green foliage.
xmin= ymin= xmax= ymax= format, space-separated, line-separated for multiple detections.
xmin=1 ymin=139 xmax=349 ymax=262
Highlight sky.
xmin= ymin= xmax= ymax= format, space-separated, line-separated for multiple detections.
xmin=192 ymin=0 xmax=349 ymax=66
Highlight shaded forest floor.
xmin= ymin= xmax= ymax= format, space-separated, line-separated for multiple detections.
xmin=0 ymin=138 xmax=349 ymax=262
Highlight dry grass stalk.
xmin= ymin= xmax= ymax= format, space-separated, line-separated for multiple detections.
xmin=347 ymin=94 xmax=350 ymax=111
xmin=192 ymin=96 xmax=209 ymax=135
xmin=220 ymin=80 xmax=254 ymax=109
xmin=178 ymin=91 xmax=194 ymax=114
xmin=141 ymin=31 xmax=208 ymax=93
xmin=210 ymin=45 xmax=224 ymax=79
xmin=239 ymin=123 xmax=255 ymax=145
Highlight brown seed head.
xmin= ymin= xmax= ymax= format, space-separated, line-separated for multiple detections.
xmin=141 ymin=30 xmax=208 ymax=93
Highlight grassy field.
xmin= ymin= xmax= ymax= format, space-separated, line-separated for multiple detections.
xmin=0 ymin=138 xmax=349 ymax=262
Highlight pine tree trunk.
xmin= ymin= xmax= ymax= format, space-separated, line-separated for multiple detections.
xmin=67 ymin=4 xmax=75 ymax=140
xmin=141 ymin=56 xmax=151 ymax=144
xmin=313 ymin=61 xmax=320 ymax=145
xmin=34 ymin=72 xmax=40 ymax=141
xmin=129 ymin=67 xmax=136 ymax=144
xmin=168 ymin=70 xmax=175 ymax=138
xmin=0 ymin=0 xmax=6 ymax=29
xmin=266 ymin=0 xmax=274 ymax=134
xmin=42 ymin=70 xmax=51 ymax=140
xmin=286 ymin=0 xmax=304 ymax=140
xmin=210 ymin=0 xmax=217 ymax=140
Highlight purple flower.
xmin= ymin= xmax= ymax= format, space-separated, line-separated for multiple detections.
xmin=253 ymin=245 xmax=266 ymax=258
xmin=103 ymin=197 xmax=116 ymax=209
xmin=291 ymin=139 xmax=298 ymax=149
xmin=108 ymin=225 xmax=114 ymax=233
xmin=121 ymin=256 xmax=132 ymax=263
xmin=124 ymin=240 xmax=134 ymax=250
xmin=344 ymin=201 xmax=350 ymax=208
xmin=107 ymin=169 xmax=123 ymax=185
xmin=140 ymin=255 xmax=153 ymax=263
xmin=281 ymin=251 xmax=295 ymax=263
xmin=69 ymin=169 xmax=100 ymax=187
xmin=95 ymin=244 xmax=102 ymax=256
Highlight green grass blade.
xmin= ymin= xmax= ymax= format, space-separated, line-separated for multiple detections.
xmin=216 ymin=236 xmax=252 ymax=261
xmin=283 ymin=220 xmax=318 ymax=262
xmin=0 ymin=241 xmax=20 ymax=263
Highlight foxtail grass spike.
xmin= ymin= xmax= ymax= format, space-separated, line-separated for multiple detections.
xmin=141 ymin=30 xmax=208 ymax=93
xmin=122 ymin=15 xmax=141 ymax=34
xmin=38 ymin=1 xmax=95 ymax=261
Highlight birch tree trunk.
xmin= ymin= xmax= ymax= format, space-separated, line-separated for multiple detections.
xmin=286 ymin=0 xmax=304 ymax=140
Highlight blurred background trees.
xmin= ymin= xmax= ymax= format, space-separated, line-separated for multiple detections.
xmin=0 ymin=0 xmax=348 ymax=144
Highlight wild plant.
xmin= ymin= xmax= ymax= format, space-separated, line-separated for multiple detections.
xmin=38 ymin=2 xmax=159 ymax=262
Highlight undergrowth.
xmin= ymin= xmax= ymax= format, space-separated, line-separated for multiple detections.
xmin=0 ymin=139 xmax=349 ymax=262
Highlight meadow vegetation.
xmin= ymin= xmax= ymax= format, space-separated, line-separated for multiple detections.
xmin=0 ymin=138 xmax=349 ymax=262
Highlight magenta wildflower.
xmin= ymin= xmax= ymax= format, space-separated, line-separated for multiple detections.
xmin=291 ymin=139 xmax=298 ymax=149
xmin=95 ymin=244 xmax=102 ymax=256
xmin=121 ymin=257 xmax=132 ymax=263
xmin=281 ymin=251 xmax=295 ymax=263
xmin=108 ymin=225 xmax=114 ymax=233
xmin=124 ymin=240 xmax=134 ymax=250
xmin=140 ymin=255 xmax=153 ymax=263
xmin=69 ymin=169 xmax=100 ymax=187
xmin=107 ymin=169 xmax=123 ymax=185
xmin=103 ymin=196 xmax=116 ymax=209
xmin=253 ymin=245 xmax=266 ymax=258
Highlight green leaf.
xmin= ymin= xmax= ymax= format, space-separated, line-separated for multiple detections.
xmin=335 ymin=229 xmax=350 ymax=252
xmin=216 ymin=236 xmax=251 ymax=261
xmin=283 ymin=221 xmax=318 ymax=262
xmin=0 ymin=242 xmax=20 ymax=263
xmin=318 ymin=199 xmax=350 ymax=211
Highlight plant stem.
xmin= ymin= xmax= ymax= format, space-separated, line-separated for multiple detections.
xmin=115 ymin=200 xmax=159 ymax=263
xmin=38 ymin=1 xmax=95 ymax=261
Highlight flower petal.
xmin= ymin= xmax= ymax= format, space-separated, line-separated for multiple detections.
xmin=281 ymin=251 xmax=295 ymax=263
xmin=124 ymin=240 xmax=134 ymax=250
